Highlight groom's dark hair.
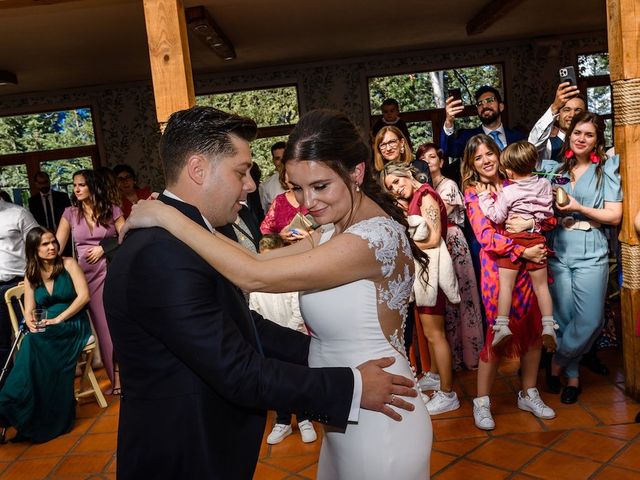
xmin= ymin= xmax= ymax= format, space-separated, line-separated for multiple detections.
xmin=160 ymin=106 xmax=257 ymax=184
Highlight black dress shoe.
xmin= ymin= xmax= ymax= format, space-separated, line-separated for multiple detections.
xmin=561 ymin=385 xmax=582 ymax=404
xmin=580 ymin=353 xmax=609 ymax=376
xmin=547 ymin=375 xmax=562 ymax=394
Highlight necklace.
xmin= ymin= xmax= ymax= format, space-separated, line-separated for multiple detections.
xmin=432 ymin=175 xmax=445 ymax=190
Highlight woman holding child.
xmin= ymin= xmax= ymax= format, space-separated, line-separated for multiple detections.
xmin=462 ymin=134 xmax=556 ymax=430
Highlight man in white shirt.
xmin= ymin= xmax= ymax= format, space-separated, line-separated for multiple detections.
xmin=0 ymin=199 xmax=38 ymax=367
xmin=528 ymin=83 xmax=586 ymax=166
xmin=258 ymin=141 xmax=286 ymax=212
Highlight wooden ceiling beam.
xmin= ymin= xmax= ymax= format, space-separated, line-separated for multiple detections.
xmin=466 ymin=0 xmax=526 ymax=36
xmin=142 ymin=0 xmax=195 ymax=127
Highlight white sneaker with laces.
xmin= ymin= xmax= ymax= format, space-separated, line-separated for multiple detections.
xmin=297 ymin=420 xmax=317 ymax=443
xmin=518 ymin=387 xmax=556 ymax=419
xmin=417 ymin=371 xmax=441 ymax=391
xmin=541 ymin=316 xmax=559 ymax=351
xmin=425 ymin=390 xmax=460 ymax=415
xmin=266 ymin=423 xmax=292 ymax=445
xmin=491 ymin=316 xmax=512 ymax=348
xmin=473 ymin=396 xmax=495 ymax=430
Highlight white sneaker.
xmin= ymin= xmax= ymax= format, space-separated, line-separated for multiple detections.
xmin=491 ymin=316 xmax=512 ymax=348
xmin=518 ymin=388 xmax=556 ymax=419
xmin=417 ymin=371 xmax=441 ymax=391
xmin=297 ymin=420 xmax=317 ymax=443
xmin=266 ymin=423 xmax=292 ymax=444
xmin=425 ymin=390 xmax=460 ymax=415
xmin=473 ymin=396 xmax=495 ymax=430
xmin=541 ymin=316 xmax=559 ymax=351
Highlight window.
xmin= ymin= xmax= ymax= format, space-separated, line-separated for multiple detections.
xmin=197 ymin=85 xmax=299 ymax=176
xmin=368 ymin=64 xmax=504 ymax=150
xmin=577 ymin=53 xmax=613 ymax=148
xmin=0 ymin=107 xmax=100 ymax=207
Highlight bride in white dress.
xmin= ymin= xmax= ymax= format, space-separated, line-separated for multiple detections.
xmin=124 ymin=110 xmax=432 ymax=479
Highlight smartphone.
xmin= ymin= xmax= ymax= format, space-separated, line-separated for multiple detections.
xmin=559 ymin=66 xmax=577 ymax=86
xmin=448 ymin=88 xmax=462 ymax=102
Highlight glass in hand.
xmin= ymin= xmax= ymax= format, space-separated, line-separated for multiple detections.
xmin=32 ymin=308 xmax=47 ymax=333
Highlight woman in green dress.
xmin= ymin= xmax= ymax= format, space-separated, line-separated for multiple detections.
xmin=0 ymin=226 xmax=91 ymax=443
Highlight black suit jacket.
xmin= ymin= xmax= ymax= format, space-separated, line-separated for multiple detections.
xmin=439 ymin=125 xmax=527 ymax=159
xmin=28 ymin=190 xmax=71 ymax=229
xmin=104 ymin=195 xmax=354 ymax=480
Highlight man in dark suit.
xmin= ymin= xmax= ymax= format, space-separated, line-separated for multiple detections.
xmin=28 ymin=171 xmax=71 ymax=231
xmin=439 ymin=85 xmax=526 ymax=162
xmin=104 ymin=106 xmax=416 ymax=480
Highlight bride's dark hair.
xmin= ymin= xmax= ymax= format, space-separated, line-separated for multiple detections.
xmin=282 ymin=109 xmax=429 ymax=275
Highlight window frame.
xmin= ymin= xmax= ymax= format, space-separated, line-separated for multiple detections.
xmin=0 ymin=103 xmax=102 ymax=196
xmin=366 ymin=61 xmax=508 ymax=148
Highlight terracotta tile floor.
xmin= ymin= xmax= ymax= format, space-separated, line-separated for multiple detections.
xmin=1 ymin=349 xmax=639 ymax=479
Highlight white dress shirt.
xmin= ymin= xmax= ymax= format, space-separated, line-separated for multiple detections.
xmin=0 ymin=200 xmax=39 ymax=281
xmin=259 ymin=173 xmax=285 ymax=213
xmin=528 ymin=106 xmax=566 ymax=167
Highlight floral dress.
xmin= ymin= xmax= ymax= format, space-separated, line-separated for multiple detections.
xmin=437 ymin=178 xmax=483 ymax=369
xmin=465 ymin=184 xmax=545 ymax=361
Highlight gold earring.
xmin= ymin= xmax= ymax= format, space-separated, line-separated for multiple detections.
xmin=400 ymin=146 xmax=405 ymax=154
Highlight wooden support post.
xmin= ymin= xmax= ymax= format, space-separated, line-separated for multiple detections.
xmin=142 ymin=0 xmax=195 ymax=128
xmin=606 ymin=0 xmax=640 ymax=400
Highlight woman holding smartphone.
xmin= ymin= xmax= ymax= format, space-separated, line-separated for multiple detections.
xmin=0 ymin=226 xmax=91 ymax=443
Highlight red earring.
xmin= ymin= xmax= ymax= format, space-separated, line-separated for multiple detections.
xmin=564 ymin=149 xmax=575 ymax=159
xmin=590 ymin=151 xmax=600 ymax=164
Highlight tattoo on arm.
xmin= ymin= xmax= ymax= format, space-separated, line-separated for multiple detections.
xmin=425 ymin=205 xmax=439 ymax=226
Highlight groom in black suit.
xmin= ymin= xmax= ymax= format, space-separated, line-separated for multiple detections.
xmin=104 ymin=107 xmax=416 ymax=480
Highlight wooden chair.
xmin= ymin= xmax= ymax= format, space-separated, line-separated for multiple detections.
xmin=3 ymin=283 xmax=107 ymax=408
xmin=3 ymin=283 xmax=25 ymax=353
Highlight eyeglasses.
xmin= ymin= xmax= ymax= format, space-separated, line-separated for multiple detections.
xmin=116 ymin=175 xmax=133 ymax=183
xmin=476 ymin=96 xmax=497 ymax=107
xmin=379 ymin=139 xmax=400 ymax=151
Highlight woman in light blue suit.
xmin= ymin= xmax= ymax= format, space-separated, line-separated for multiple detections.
xmin=541 ymin=112 xmax=622 ymax=404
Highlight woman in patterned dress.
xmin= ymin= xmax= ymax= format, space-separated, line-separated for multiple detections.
xmin=416 ymin=143 xmax=483 ymax=370
xmin=461 ymin=134 xmax=556 ymax=430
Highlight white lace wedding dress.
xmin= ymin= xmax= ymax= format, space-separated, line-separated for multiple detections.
xmin=300 ymin=216 xmax=432 ymax=480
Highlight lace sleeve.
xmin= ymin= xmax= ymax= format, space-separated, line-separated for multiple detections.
xmin=344 ymin=217 xmax=411 ymax=278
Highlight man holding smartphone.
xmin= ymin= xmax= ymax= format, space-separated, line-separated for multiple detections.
xmin=528 ymin=78 xmax=586 ymax=166
xmin=440 ymin=85 xmax=526 ymax=160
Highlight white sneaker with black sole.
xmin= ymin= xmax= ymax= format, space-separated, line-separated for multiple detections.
xmin=297 ymin=420 xmax=317 ymax=443
xmin=473 ymin=396 xmax=495 ymax=430
xmin=425 ymin=390 xmax=460 ymax=415
xmin=517 ymin=387 xmax=556 ymax=419
xmin=266 ymin=423 xmax=292 ymax=445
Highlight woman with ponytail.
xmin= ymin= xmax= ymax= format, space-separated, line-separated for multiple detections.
xmin=122 ymin=109 xmax=432 ymax=479
xmin=540 ymin=112 xmax=622 ymax=404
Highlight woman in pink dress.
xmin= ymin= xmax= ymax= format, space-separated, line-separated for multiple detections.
xmin=416 ymin=143 xmax=483 ymax=370
xmin=461 ymin=134 xmax=556 ymax=431
xmin=57 ymin=169 xmax=124 ymax=394
xmin=260 ymin=169 xmax=309 ymax=243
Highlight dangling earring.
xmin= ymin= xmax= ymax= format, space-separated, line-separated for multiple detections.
xmin=564 ymin=149 xmax=575 ymax=160
xmin=400 ymin=146 xmax=405 ymax=154
xmin=589 ymin=151 xmax=600 ymax=164
xmin=356 ymin=184 xmax=361 ymax=192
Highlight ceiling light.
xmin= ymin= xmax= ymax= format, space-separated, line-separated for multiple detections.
xmin=0 ymin=70 xmax=17 ymax=86
xmin=185 ymin=6 xmax=236 ymax=62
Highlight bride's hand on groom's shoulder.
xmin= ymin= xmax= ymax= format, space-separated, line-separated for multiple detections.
xmin=357 ymin=357 xmax=417 ymax=421
xmin=119 ymin=199 xmax=171 ymax=243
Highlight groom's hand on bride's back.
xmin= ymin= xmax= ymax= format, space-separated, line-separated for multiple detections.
xmin=357 ymin=357 xmax=417 ymax=421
